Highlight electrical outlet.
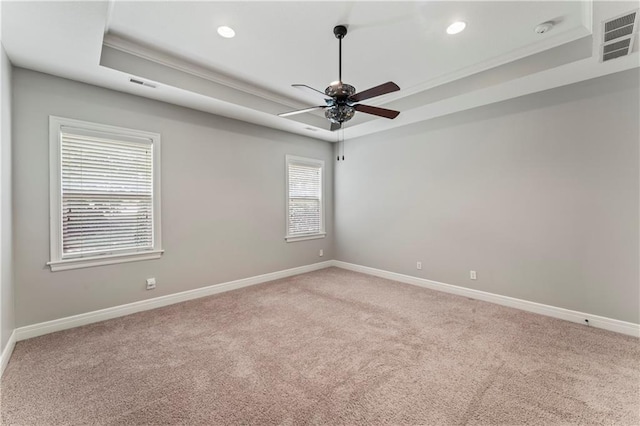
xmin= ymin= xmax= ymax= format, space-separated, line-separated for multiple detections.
xmin=146 ymin=278 xmax=156 ymax=290
xmin=319 ymin=249 xmax=324 ymax=257
xmin=470 ymin=271 xmax=477 ymax=280
xmin=417 ymin=261 xmax=422 ymax=270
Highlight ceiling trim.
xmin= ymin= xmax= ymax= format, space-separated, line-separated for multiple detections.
xmin=104 ymin=22 xmax=593 ymax=114
xmin=98 ymin=1 xmax=596 ymax=133
xmin=367 ymin=6 xmax=594 ymax=106
xmin=103 ymin=33 xmax=310 ymax=112
xmin=344 ymin=51 xmax=639 ymax=141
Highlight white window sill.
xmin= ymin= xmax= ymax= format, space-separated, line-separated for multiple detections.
xmin=48 ymin=250 xmax=164 ymax=272
xmin=285 ymin=233 xmax=326 ymax=243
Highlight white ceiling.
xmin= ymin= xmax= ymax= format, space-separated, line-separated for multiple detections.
xmin=1 ymin=1 xmax=639 ymax=142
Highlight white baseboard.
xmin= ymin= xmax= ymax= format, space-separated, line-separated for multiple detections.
xmin=15 ymin=261 xmax=333 ymax=342
xmin=12 ymin=259 xmax=639 ymax=344
xmin=332 ymin=261 xmax=640 ymax=338
xmin=1 ymin=330 xmax=16 ymax=377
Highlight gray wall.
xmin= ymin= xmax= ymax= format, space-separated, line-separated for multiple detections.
xmin=12 ymin=68 xmax=334 ymax=327
xmin=1 ymin=44 xmax=14 ymax=349
xmin=335 ymin=69 xmax=640 ymax=324
xmin=10 ymin=66 xmax=640 ymax=328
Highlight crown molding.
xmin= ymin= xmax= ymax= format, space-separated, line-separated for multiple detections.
xmin=368 ymin=24 xmax=593 ymax=107
xmin=343 ymin=48 xmax=639 ymax=141
xmin=105 ymin=12 xmax=592 ymax=115
xmin=102 ymin=33 xmax=309 ymax=112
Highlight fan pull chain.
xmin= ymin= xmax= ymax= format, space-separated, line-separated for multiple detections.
xmin=336 ymin=126 xmax=345 ymax=161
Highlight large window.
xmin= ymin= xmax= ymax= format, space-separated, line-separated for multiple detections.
xmin=285 ymin=155 xmax=325 ymax=242
xmin=48 ymin=117 xmax=162 ymax=271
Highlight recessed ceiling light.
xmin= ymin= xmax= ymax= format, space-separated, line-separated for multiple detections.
xmin=446 ymin=21 xmax=466 ymax=35
xmin=217 ymin=26 xmax=235 ymax=38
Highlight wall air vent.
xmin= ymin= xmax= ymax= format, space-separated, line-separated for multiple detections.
xmin=601 ymin=10 xmax=638 ymax=62
xmin=129 ymin=78 xmax=157 ymax=88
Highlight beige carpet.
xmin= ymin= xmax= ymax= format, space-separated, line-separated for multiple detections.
xmin=1 ymin=267 xmax=639 ymax=425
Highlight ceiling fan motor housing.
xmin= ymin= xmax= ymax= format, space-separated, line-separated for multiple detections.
xmin=325 ymin=82 xmax=356 ymax=98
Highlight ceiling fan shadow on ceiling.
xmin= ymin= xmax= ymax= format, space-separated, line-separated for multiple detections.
xmin=278 ymin=25 xmax=401 ymax=132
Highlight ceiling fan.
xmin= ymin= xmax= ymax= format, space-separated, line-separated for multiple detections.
xmin=279 ymin=25 xmax=401 ymax=131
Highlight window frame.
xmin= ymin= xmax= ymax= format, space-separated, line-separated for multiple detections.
xmin=285 ymin=155 xmax=326 ymax=243
xmin=48 ymin=116 xmax=163 ymax=271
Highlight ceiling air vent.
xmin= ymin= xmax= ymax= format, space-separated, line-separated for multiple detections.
xmin=603 ymin=38 xmax=632 ymax=61
xmin=603 ymin=11 xmax=637 ymax=42
xmin=600 ymin=10 xmax=638 ymax=62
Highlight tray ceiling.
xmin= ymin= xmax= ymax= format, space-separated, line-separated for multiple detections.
xmin=1 ymin=1 xmax=638 ymax=141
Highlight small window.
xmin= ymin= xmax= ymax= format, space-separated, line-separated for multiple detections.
xmin=285 ymin=155 xmax=325 ymax=242
xmin=48 ymin=117 xmax=162 ymax=271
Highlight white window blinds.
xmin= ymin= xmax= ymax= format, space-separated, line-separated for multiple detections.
xmin=60 ymin=128 xmax=154 ymax=258
xmin=286 ymin=156 xmax=324 ymax=241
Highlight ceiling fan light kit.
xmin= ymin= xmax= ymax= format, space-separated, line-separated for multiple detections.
xmin=325 ymin=104 xmax=355 ymax=124
xmin=278 ymin=25 xmax=401 ymax=131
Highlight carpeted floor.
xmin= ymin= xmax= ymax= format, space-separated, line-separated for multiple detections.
xmin=1 ymin=267 xmax=639 ymax=425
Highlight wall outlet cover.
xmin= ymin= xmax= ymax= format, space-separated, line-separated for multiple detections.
xmin=146 ymin=278 xmax=156 ymax=290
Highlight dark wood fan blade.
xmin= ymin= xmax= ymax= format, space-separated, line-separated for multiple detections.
xmin=354 ymin=104 xmax=400 ymax=119
xmin=330 ymin=122 xmax=342 ymax=132
xmin=292 ymin=84 xmax=330 ymax=99
xmin=349 ymin=81 xmax=400 ymax=102
xmin=278 ymin=106 xmax=327 ymax=117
